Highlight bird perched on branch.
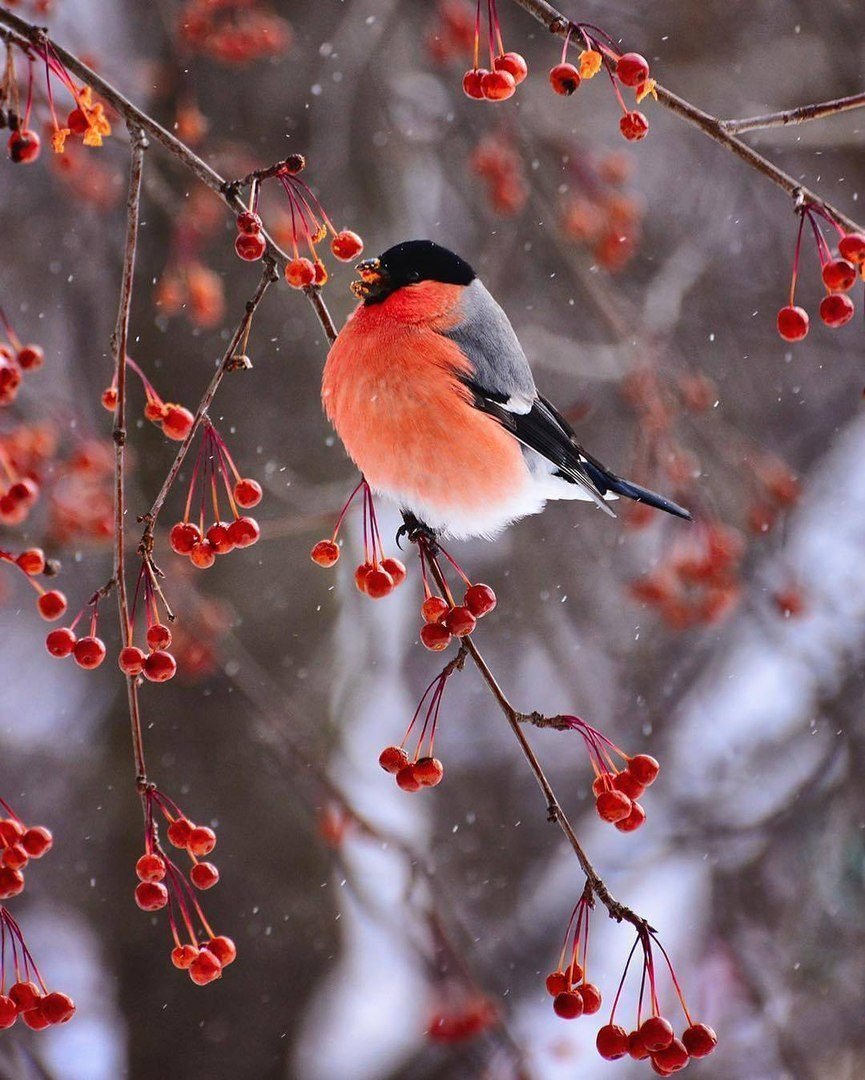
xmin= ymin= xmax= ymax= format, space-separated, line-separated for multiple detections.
xmin=322 ymin=240 xmax=690 ymax=540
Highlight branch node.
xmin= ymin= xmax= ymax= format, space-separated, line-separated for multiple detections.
xmin=113 ymin=426 xmax=126 ymax=447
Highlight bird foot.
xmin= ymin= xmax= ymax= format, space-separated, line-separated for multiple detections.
xmin=397 ymin=512 xmax=438 ymax=551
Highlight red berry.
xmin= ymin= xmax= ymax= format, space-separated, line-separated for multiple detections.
xmin=136 ymin=852 xmax=166 ymax=882
xmin=8 ymin=129 xmax=41 ymax=164
xmin=553 ymin=990 xmax=583 ymax=1019
xmin=3 ymin=845 xmax=27 ymax=870
xmin=380 ymin=557 xmax=407 ymax=586
xmin=17 ymin=547 xmax=45 ymax=575
xmin=396 ymin=764 xmax=422 ymax=792
xmin=682 ymin=1022 xmax=717 ymax=1058
xmin=354 ymin=562 xmax=372 ymax=593
xmin=146 ymin=623 xmax=172 ymax=651
xmin=0 ymin=866 xmax=23 ymax=900
xmin=494 ymin=52 xmax=528 ymax=84
xmin=620 ymin=111 xmax=649 ymax=141
xmin=639 ymin=1015 xmax=674 ymax=1052
xmin=628 ymin=1031 xmax=650 ymax=1060
xmin=839 ymin=232 xmax=865 ymax=264
xmin=0 ymin=995 xmax=16 ymax=1029
xmin=206 ymin=521 xmax=235 ymax=555
xmin=612 ymin=770 xmax=645 ymax=800
xmin=16 ymin=345 xmax=43 ymax=371
xmin=420 ymin=622 xmax=452 ymax=652
xmin=549 ymin=63 xmax=581 ymax=95
xmin=143 ymin=650 xmax=177 ymax=683
xmin=614 ymin=800 xmax=646 ymax=832
xmin=144 ymin=400 xmax=167 ymax=422
xmin=172 ymin=944 xmax=199 ymax=969
xmin=37 ymin=590 xmax=67 ymax=621
xmin=20 ymin=1006 xmax=49 ymax=1030
xmin=73 ymin=635 xmax=107 ymax=670
xmin=46 ymin=627 xmax=77 ymax=658
xmin=190 ymin=861 xmax=219 ymax=889
xmin=481 ymin=69 xmax=516 ymax=101
xmin=9 ymin=981 xmax=41 ymax=1011
xmin=0 ymin=820 xmax=23 ymax=844
xmin=311 ymin=539 xmax=340 ymax=567
xmin=189 ymin=949 xmax=222 ymax=985
xmin=596 ymin=1023 xmax=630 ymax=1060
xmin=628 ymin=754 xmax=660 ymax=786
xmin=653 ymin=1037 xmax=689 ymax=1072
xmin=135 ymin=880 xmax=168 ymax=911
xmin=162 ymin=405 xmax=195 ymax=441
xmin=228 ymin=516 xmax=260 ymax=548
xmin=22 ymin=826 xmax=53 ymax=858
xmin=170 ymin=521 xmax=201 ymax=555
xmin=236 ymin=210 xmax=262 ymax=234
xmin=462 ymin=68 xmax=488 ymax=99
xmin=595 ymin=789 xmax=632 ymax=823
xmin=545 ymin=971 xmax=569 ymax=996
xmin=285 ymin=257 xmax=316 ymax=288
xmin=616 ymin=52 xmax=650 ymax=87
xmin=414 ymin=756 xmax=444 ymax=787
xmin=820 ymin=291 xmax=855 ymax=327
xmin=379 ymin=745 xmax=409 ymax=773
xmin=8 ymin=478 xmax=38 ymax=504
xmin=206 ymin=935 xmax=237 ymax=966
xmin=188 ymin=826 xmax=216 ymax=857
xmin=190 ymin=540 xmax=217 ymax=568
xmin=234 ymin=477 xmax=262 ymax=508
xmin=167 ymin=818 xmax=193 ymax=847
xmin=777 ymin=305 xmax=809 ymax=341
xmin=234 ymin=231 xmax=266 ymax=261
xmin=579 ymin=982 xmax=602 ymax=1014
xmin=444 ymin=605 xmax=476 ymax=637
xmin=464 ymin=583 xmax=496 ymax=617
xmin=331 ymin=230 xmax=364 ymax=261
xmin=421 ymin=596 xmax=449 ymax=623
xmin=822 ymin=258 xmax=857 ymax=292
xmin=365 ymin=567 xmax=395 ymax=599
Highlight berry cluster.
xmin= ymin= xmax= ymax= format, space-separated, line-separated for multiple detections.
xmin=0 ymin=422 xmax=49 ymax=527
xmin=44 ymin=592 xmax=106 ymax=670
xmin=545 ymin=892 xmax=603 ymax=1021
xmin=178 ymin=0 xmax=292 ymax=65
xmin=156 ymin=260 xmax=225 ymax=330
xmin=102 ymin=357 xmax=194 ymax=442
xmin=48 ymin=435 xmax=116 ymax=544
xmin=560 ymin=151 xmax=644 ymax=272
xmin=426 ymin=0 xmax=475 ymax=66
xmin=547 ymin=25 xmax=655 ymax=143
xmin=117 ymin=559 xmax=177 ymax=682
xmin=310 ymin=479 xmax=406 ymax=600
xmin=777 ymin=204 xmax=865 ymax=342
xmin=0 ymin=308 xmax=43 ymax=408
xmin=469 ymin=133 xmax=528 ymax=216
xmin=136 ymin=788 xmax=234 ymax=985
xmin=426 ymin=995 xmax=499 ymax=1043
xmin=563 ymin=717 xmax=659 ymax=831
xmin=596 ymin=930 xmax=716 ymax=1072
xmin=168 ymin=421 xmax=261 ymax=568
xmin=416 ymin=533 xmax=496 ymax=652
xmin=0 ymin=908 xmax=75 ymax=1032
xmin=0 ymin=799 xmax=53 ymax=901
xmin=1 ymin=544 xmax=66 ymax=623
xmin=462 ymin=0 xmax=527 ymax=103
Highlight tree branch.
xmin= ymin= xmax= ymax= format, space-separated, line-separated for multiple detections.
xmin=722 ymin=90 xmax=865 ymax=134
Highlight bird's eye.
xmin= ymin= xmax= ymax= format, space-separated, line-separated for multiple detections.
xmin=406 ymin=270 xmax=420 ymax=283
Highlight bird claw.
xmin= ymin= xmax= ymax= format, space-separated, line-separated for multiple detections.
xmin=397 ymin=512 xmax=438 ymax=551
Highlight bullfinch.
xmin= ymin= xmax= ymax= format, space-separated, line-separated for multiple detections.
xmin=322 ymin=240 xmax=690 ymax=540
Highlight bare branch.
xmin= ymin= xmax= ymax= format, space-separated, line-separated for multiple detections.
xmin=721 ymin=91 xmax=865 ymax=134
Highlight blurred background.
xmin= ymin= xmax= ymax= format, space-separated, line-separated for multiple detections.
xmin=1 ymin=0 xmax=865 ymax=1077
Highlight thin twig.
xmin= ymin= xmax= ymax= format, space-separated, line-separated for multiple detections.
xmin=111 ymin=127 xmax=147 ymax=787
xmin=722 ymin=91 xmax=865 ymax=134
xmin=507 ymin=0 xmax=864 ymax=234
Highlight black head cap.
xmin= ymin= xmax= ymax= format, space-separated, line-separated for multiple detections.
xmin=379 ymin=240 xmax=475 ymax=288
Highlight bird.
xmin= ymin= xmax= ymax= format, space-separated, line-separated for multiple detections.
xmin=321 ymin=240 xmax=690 ymax=541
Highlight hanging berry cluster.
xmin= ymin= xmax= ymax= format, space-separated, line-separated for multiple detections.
xmin=0 ymin=908 xmax=75 ymax=1032
xmin=562 ymin=716 xmax=659 ymax=832
xmin=168 ymin=420 xmax=261 ymax=567
xmin=469 ymin=132 xmax=529 ymax=216
xmin=596 ymin=928 xmax=717 ymax=1072
xmin=0 ymin=308 xmax=43 ymax=408
xmin=155 ymin=189 xmax=227 ymax=330
xmin=0 ymin=424 xmax=45 ymax=525
xmin=2 ymin=39 xmax=111 ymax=165
xmin=416 ymin=534 xmax=496 ymax=652
xmin=1 ymin=544 xmax=66 ymax=623
xmin=547 ymin=25 xmax=656 ymax=142
xmin=310 ymin=479 xmax=406 ymax=599
xmin=135 ymin=787 xmax=235 ymax=985
xmin=544 ymin=890 xmax=603 ymax=1020
xmin=461 ymin=0 xmax=527 ymax=102
xmin=230 ymin=153 xmax=363 ymax=288
xmin=0 ymin=799 xmax=53 ymax=902
xmin=102 ymin=357 xmax=194 ymax=442
xmin=178 ymin=0 xmax=292 ymax=65
xmin=44 ymin=591 xmax=106 ymax=669
xmin=777 ymin=205 xmax=865 ymax=341
xmin=117 ymin=559 xmax=177 ymax=683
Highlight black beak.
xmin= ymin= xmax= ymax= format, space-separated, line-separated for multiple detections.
xmin=351 ymin=257 xmax=391 ymax=301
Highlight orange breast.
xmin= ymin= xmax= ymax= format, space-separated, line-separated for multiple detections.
xmin=322 ymin=285 xmax=529 ymax=519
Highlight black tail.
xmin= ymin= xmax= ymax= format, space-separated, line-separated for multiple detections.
xmin=582 ymin=462 xmax=692 ymax=522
